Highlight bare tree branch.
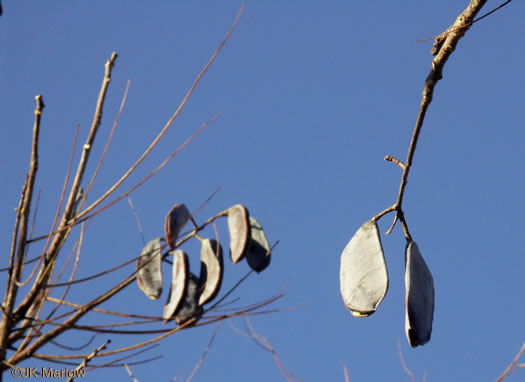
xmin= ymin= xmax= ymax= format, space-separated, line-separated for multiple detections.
xmin=373 ymin=0 xmax=489 ymax=240
xmin=66 ymin=340 xmax=111 ymax=382
xmin=495 ymin=342 xmax=525 ymax=382
xmin=0 ymin=94 xmax=44 ymax=371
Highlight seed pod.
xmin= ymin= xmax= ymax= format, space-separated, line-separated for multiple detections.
xmin=198 ymin=239 xmax=224 ymax=306
xmin=245 ymin=217 xmax=271 ymax=272
xmin=227 ymin=204 xmax=251 ymax=264
xmin=175 ymin=272 xmax=203 ymax=325
xmin=136 ymin=238 xmax=164 ymax=300
xmin=339 ymin=220 xmax=388 ymax=317
xmin=163 ymin=250 xmax=189 ymax=322
xmin=405 ymin=241 xmax=435 ymax=347
xmin=165 ymin=203 xmax=191 ymax=249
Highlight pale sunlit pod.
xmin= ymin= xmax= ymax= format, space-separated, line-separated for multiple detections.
xmin=136 ymin=238 xmax=164 ymax=300
xmin=198 ymin=239 xmax=224 ymax=306
xmin=245 ymin=216 xmax=271 ymax=272
xmin=227 ymin=204 xmax=251 ymax=264
xmin=340 ymin=220 xmax=388 ymax=317
xmin=163 ymin=250 xmax=189 ymax=322
xmin=165 ymin=203 xmax=191 ymax=249
xmin=175 ymin=273 xmax=203 ymax=325
xmin=405 ymin=241 xmax=435 ymax=347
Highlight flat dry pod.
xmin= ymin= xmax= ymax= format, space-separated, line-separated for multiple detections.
xmin=245 ymin=216 xmax=271 ymax=272
xmin=339 ymin=220 xmax=388 ymax=317
xmin=227 ymin=204 xmax=251 ymax=264
xmin=198 ymin=239 xmax=224 ymax=306
xmin=165 ymin=203 xmax=191 ymax=249
xmin=175 ymin=273 xmax=203 ymax=325
xmin=405 ymin=241 xmax=435 ymax=347
xmin=136 ymin=238 xmax=164 ymax=300
xmin=163 ymin=250 xmax=189 ymax=322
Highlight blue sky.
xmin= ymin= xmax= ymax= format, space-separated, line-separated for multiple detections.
xmin=1 ymin=2 xmax=524 ymax=381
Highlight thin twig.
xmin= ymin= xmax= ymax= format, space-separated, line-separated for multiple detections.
xmin=377 ymin=0 xmax=488 ymax=240
xmin=128 ymin=197 xmax=146 ymax=246
xmin=79 ymin=79 xmax=131 ymax=214
xmin=49 ymin=335 xmax=96 ymax=352
xmin=33 ymin=352 xmax=160 ymax=369
xmin=82 ymin=344 xmax=158 ymax=370
xmin=343 ymin=364 xmax=350 ymax=382
xmin=4 ymin=180 xmax=27 ymax=302
xmin=125 ymin=364 xmax=140 ymax=382
xmin=231 ymin=318 xmax=293 ymax=382
xmin=66 ymin=340 xmax=110 ymax=382
xmin=495 ymin=342 xmax=525 ymax=382
xmin=397 ymin=338 xmax=415 ymax=382
xmin=44 ymin=297 xmax=160 ymax=320
xmin=186 ymin=321 xmax=222 ymax=382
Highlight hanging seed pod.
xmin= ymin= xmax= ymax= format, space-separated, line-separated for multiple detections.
xmin=163 ymin=250 xmax=189 ymax=322
xmin=165 ymin=203 xmax=191 ymax=249
xmin=198 ymin=239 xmax=224 ymax=306
xmin=136 ymin=238 xmax=164 ymax=300
xmin=245 ymin=216 xmax=271 ymax=272
xmin=227 ymin=204 xmax=251 ymax=264
xmin=405 ymin=241 xmax=435 ymax=347
xmin=339 ymin=220 xmax=388 ymax=317
xmin=175 ymin=272 xmax=203 ymax=325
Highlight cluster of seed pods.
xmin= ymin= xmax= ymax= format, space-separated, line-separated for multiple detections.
xmin=136 ymin=204 xmax=271 ymax=325
xmin=339 ymin=219 xmax=435 ymax=347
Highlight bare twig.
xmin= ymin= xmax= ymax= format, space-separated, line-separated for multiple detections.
xmin=66 ymin=340 xmax=111 ymax=382
xmin=495 ymin=342 xmax=525 ymax=382
xmin=375 ymin=0 xmax=489 ymax=240
xmin=83 ymin=345 xmax=159 ymax=370
xmin=80 ymin=79 xmax=131 ymax=214
xmin=186 ymin=322 xmax=222 ymax=382
xmin=343 ymin=364 xmax=350 ymax=382
xmin=125 ymin=363 xmax=140 ymax=382
xmin=128 ymin=197 xmax=146 ymax=246
xmin=397 ymin=338 xmax=415 ymax=382
xmin=50 ymin=335 xmax=96 ymax=351
xmin=4 ymin=180 xmax=27 ymax=298
xmin=230 ymin=318 xmax=294 ymax=382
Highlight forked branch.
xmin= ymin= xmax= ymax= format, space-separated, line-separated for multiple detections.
xmin=374 ymin=0 xmax=489 ymax=240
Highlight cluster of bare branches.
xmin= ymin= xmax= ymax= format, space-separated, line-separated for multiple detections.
xmin=0 ymin=5 xmax=283 ymax=381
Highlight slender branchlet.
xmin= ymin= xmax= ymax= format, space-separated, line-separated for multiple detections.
xmin=374 ymin=0 xmax=489 ymax=241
